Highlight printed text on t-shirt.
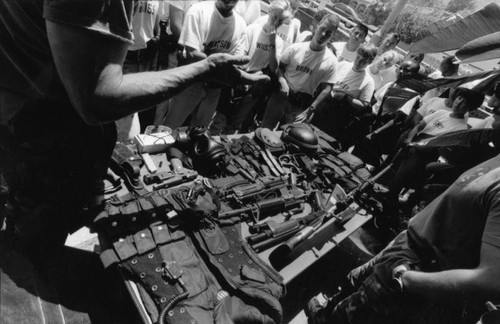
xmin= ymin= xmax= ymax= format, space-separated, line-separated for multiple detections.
xmin=296 ymin=65 xmax=312 ymax=74
xmin=136 ymin=2 xmax=157 ymax=15
xmin=205 ymin=40 xmax=231 ymax=51
xmin=256 ymin=42 xmax=276 ymax=52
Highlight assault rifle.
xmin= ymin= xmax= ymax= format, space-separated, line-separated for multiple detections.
xmin=220 ymin=174 xmax=304 ymax=202
xmin=274 ymin=164 xmax=393 ymax=255
xmin=218 ymin=193 xmax=306 ymax=223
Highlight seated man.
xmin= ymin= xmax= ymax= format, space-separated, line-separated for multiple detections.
xmin=307 ymin=84 xmax=500 ymax=324
xmin=379 ymin=89 xmax=484 ymax=211
xmin=332 ymin=22 xmax=369 ymax=63
xmin=352 ymin=87 xmax=461 ymax=167
xmin=299 ymin=44 xmax=378 ymax=146
xmin=371 ymin=59 xmax=421 ymax=122
xmin=367 ymin=50 xmax=402 ymax=91
xmin=261 ymin=13 xmax=340 ymax=130
xmin=405 ymin=88 xmax=484 ymax=142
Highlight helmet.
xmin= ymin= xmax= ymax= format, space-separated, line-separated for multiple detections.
xmin=281 ymin=123 xmax=318 ymax=153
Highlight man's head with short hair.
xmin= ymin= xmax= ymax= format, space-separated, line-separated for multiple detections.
xmin=348 ymin=22 xmax=368 ymax=45
xmin=452 ymin=87 xmax=485 ymax=113
xmin=353 ymin=43 xmax=378 ymax=72
xmin=440 ymin=56 xmax=459 ymax=77
xmin=309 ymin=9 xmax=328 ymax=35
xmin=406 ymin=52 xmax=424 ymax=63
xmin=378 ymin=32 xmax=400 ymax=54
xmin=216 ymin=0 xmax=239 ymax=17
xmin=268 ymin=0 xmax=292 ymax=29
xmin=397 ymin=59 xmax=420 ymax=78
xmin=488 ymin=81 xmax=500 ymax=112
xmin=311 ymin=13 xmax=340 ymax=48
xmin=372 ymin=50 xmax=401 ymax=72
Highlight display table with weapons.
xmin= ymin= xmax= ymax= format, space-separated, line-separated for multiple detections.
xmin=66 ymin=124 xmax=388 ymax=324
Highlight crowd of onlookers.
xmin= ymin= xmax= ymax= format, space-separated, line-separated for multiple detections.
xmin=122 ymin=0 xmax=499 ymax=215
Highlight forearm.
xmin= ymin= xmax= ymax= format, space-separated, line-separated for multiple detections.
xmin=268 ymin=48 xmax=279 ymax=75
xmin=346 ymin=97 xmax=368 ymax=111
xmin=406 ymin=123 xmax=424 ymax=142
xmin=403 ymin=268 xmax=500 ymax=303
xmin=91 ymin=60 xmax=212 ymax=123
xmin=185 ymin=48 xmax=208 ymax=63
xmin=310 ymin=85 xmax=332 ymax=109
xmin=374 ymin=120 xmax=394 ymax=134
xmin=169 ymin=6 xmax=184 ymax=37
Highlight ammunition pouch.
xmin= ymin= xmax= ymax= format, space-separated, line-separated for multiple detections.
xmin=192 ymin=221 xmax=285 ymax=323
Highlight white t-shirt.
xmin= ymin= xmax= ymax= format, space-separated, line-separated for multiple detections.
xmin=419 ymin=110 xmax=468 ymax=137
xmin=366 ymin=68 xmax=384 ymax=92
xmin=298 ymin=30 xmax=312 ymax=43
xmin=417 ymin=97 xmax=449 ymax=117
xmin=256 ymin=15 xmax=301 ymax=51
xmin=332 ymin=61 xmax=374 ymax=102
xmin=244 ymin=23 xmax=283 ymax=72
xmin=130 ymin=0 xmax=169 ymax=51
xmin=332 ymin=42 xmax=357 ymax=62
xmin=378 ymin=65 xmax=397 ymax=87
xmin=428 ymin=70 xmax=443 ymax=79
xmin=281 ymin=42 xmax=337 ymax=95
xmin=179 ymin=1 xmax=247 ymax=56
xmin=234 ymin=0 xmax=261 ymax=25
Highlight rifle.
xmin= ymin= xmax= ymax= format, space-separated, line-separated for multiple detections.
xmin=221 ymin=175 xmax=303 ymax=202
xmin=218 ymin=194 xmax=305 ymax=223
xmin=274 ymin=164 xmax=393 ymax=254
xmin=247 ymin=209 xmax=324 ymax=252
xmin=333 ymin=163 xmax=393 ymax=217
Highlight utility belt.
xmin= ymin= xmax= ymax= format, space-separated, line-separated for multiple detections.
xmin=126 ymin=47 xmax=156 ymax=63
xmin=288 ymin=90 xmax=313 ymax=107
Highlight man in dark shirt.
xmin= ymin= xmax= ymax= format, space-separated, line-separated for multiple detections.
xmin=307 ymin=82 xmax=500 ymax=323
xmin=0 ymin=0 xmax=268 ymax=247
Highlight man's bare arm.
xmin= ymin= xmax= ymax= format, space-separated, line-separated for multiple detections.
xmin=406 ymin=121 xmax=426 ymax=143
xmin=169 ymin=5 xmax=185 ymax=38
xmin=403 ymin=242 xmax=500 ymax=303
xmin=47 ymin=21 xmax=267 ymax=126
xmin=310 ymin=84 xmax=332 ymax=109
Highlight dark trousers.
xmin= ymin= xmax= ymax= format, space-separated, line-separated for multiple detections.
xmin=1 ymin=101 xmax=116 ymax=247
xmin=330 ymin=232 xmax=481 ymax=324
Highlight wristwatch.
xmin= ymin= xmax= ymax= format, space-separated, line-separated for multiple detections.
xmin=392 ymin=264 xmax=408 ymax=293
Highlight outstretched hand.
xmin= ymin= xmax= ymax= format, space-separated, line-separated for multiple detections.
xmin=295 ymin=107 xmax=315 ymax=124
xmin=207 ymin=53 xmax=270 ymax=86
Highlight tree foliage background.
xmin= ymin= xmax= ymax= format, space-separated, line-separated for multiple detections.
xmin=355 ymin=0 xmax=478 ymax=44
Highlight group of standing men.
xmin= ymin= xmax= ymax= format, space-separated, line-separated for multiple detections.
xmin=117 ymin=0 xmax=404 ymax=137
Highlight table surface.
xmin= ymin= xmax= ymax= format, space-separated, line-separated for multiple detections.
xmin=65 ymin=133 xmax=373 ymax=323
